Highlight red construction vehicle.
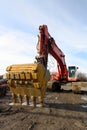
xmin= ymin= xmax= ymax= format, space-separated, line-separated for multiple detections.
xmin=36 ymin=25 xmax=78 ymax=91
xmin=6 ymin=24 xmax=78 ymax=106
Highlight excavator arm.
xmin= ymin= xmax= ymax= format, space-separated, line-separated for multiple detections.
xmin=36 ymin=25 xmax=68 ymax=82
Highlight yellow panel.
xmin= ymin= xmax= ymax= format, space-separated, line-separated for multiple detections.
xmin=20 ymin=73 xmax=25 ymax=79
xmin=15 ymin=73 xmax=20 ymax=79
xmin=32 ymin=73 xmax=38 ymax=80
xmin=10 ymin=73 xmax=15 ymax=79
xmin=25 ymin=73 xmax=31 ymax=80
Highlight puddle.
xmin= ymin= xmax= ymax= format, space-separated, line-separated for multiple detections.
xmin=81 ymin=105 xmax=87 ymax=108
xmin=81 ymin=96 xmax=87 ymax=101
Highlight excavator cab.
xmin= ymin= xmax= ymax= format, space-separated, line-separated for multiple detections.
xmin=68 ymin=66 xmax=78 ymax=81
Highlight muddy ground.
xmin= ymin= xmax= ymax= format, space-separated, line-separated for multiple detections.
xmin=0 ymin=85 xmax=87 ymax=130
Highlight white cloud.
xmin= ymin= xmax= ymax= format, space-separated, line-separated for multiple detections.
xmin=0 ymin=27 xmax=37 ymax=74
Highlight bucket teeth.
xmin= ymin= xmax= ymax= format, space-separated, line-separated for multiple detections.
xmin=17 ymin=94 xmax=22 ymax=104
xmin=32 ymin=96 xmax=36 ymax=107
xmin=39 ymin=97 xmax=44 ymax=107
xmin=12 ymin=93 xmax=16 ymax=104
xmin=11 ymin=94 xmax=44 ymax=107
xmin=24 ymin=95 xmax=29 ymax=105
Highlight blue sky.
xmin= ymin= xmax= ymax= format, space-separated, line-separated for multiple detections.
xmin=0 ymin=0 xmax=87 ymax=74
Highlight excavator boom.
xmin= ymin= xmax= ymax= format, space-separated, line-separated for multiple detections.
xmin=37 ymin=25 xmax=68 ymax=81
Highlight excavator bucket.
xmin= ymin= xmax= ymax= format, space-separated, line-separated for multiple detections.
xmin=6 ymin=63 xmax=50 ymax=107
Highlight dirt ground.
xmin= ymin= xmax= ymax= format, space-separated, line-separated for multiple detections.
xmin=0 ymin=85 xmax=87 ymax=130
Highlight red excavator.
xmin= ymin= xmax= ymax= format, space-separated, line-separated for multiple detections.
xmin=6 ymin=25 xmax=78 ymax=106
xmin=36 ymin=25 xmax=78 ymax=91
